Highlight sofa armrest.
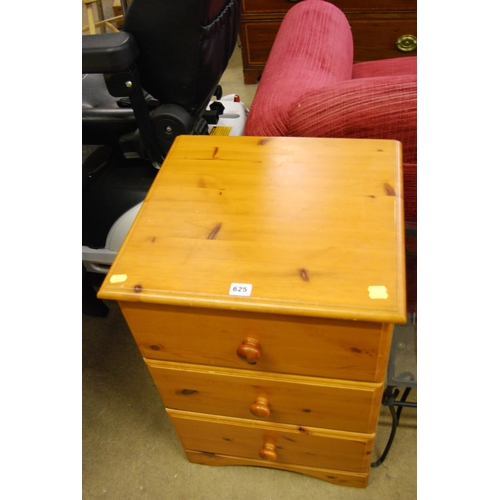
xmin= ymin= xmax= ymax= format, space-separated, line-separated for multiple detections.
xmin=287 ymin=74 xmax=417 ymax=164
xmin=244 ymin=0 xmax=353 ymax=136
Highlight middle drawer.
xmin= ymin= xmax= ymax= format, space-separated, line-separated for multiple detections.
xmin=146 ymin=359 xmax=383 ymax=434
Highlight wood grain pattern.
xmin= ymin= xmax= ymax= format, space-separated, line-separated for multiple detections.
xmin=146 ymin=359 xmax=384 ymax=432
xmin=99 ymin=136 xmax=406 ymax=324
xmin=122 ymin=302 xmax=394 ymax=383
xmin=186 ymin=450 xmax=369 ymax=488
xmin=97 ymin=136 xmax=406 ymax=488
xmin=168 ymin=409 xmax=374 ymax=473
xmin=349 ymin=15 xmax=417 ymax=62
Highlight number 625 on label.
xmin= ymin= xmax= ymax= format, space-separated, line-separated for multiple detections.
xmin=229 ymin=283 xmax=253 ymax=297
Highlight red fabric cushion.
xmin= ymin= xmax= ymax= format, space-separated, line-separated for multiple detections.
xmin=286 ymin=75 xmax=417 ymax=162
xmin=244 ymin=0 xmax=353 ymax=137
xmin=353 ymin=57 xmax=417 ymax=79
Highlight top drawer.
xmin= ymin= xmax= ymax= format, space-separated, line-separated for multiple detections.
xmin=243 ymin=0 xmax=417 ymax=15
xmin=120 ymin=302 xmax=393 ymax=383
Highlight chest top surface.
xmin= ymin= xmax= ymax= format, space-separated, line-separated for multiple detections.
xmin=98 ymin=136 xmax=406 ymax=323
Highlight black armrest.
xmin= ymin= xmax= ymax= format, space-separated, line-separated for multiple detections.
xmin=82 ymin=32 xmax=139 ymax=74
xmin=82 ymin=31 xmax=164 ymax=167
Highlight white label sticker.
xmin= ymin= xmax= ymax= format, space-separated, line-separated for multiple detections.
xmin=110 ymin=274 xmax=128 ymax=283
xmin=229 ymin=283 xmax=253 ymax=297
xmin=368 ymin=286 xmax=388 ymax=299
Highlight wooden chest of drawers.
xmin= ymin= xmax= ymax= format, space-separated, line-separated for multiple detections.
xmin=98 ymin=135 xmax=406 ymax=488
xmin=240 ymin=0 xmax=417 ymax=84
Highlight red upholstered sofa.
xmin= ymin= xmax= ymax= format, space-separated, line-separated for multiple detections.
xmin=245 ymin=0 xmax=417 ymax=314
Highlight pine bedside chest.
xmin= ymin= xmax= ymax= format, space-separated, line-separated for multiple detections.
xmin=98 ymin=135 xmax=406 ymax=488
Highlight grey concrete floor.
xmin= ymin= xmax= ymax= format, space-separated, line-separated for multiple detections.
xmin=82 ymin=3 xmax=416 ymax=498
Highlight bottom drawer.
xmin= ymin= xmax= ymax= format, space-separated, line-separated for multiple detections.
xmin=168 ymin=409 xmax=374 ymax=474
xmin=186 ymin=450 xmax=369 ymax=488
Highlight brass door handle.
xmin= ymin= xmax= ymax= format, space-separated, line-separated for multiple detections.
xmin=396 ymin=34 xmax=417 ymax=52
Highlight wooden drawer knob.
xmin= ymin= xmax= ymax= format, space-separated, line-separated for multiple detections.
xmin=236 ymin=338 xmax=261 ymax=364
xmin=259 ymin=442 xmax=277 ymax=461
xmin=250 ymin=397 xmax=271 ymax=418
